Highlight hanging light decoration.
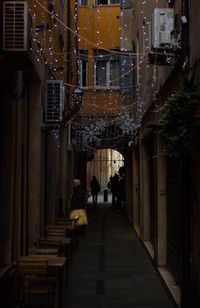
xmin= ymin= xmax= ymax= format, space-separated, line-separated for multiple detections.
xmin=73 ymin=118 xmax=108 ymax=151
xmin=115 ymin=112 xmax=140 ymax=137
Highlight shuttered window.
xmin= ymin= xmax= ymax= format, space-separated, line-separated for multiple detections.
xmin=94 ymin=53 xmax=120 ymax=88
xmin=79 ymin=51 xmax=88 ymax=87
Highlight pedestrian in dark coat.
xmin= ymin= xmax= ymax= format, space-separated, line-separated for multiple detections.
xmin=70 ymin=179 xmax=87 ymax=235
xmin=110 ymin=173 xmax=119 ymax=208
xmin=117 ymin=175 xmax=125 ymax=210
xmin=90 ymin=176 xmax=100 ymax=206
xmin=71 ymin=179 xmax=86 ymax=209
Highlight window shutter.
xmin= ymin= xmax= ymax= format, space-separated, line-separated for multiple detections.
xmin=120 ymin=56 xmax=135 ymax=93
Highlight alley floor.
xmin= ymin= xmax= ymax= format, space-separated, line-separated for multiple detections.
xmin=63 ymin=200 xmax=176 ymax=308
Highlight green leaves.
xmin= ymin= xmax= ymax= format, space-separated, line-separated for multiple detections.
xmin=158 ymin=72 xmax=200 ymax=157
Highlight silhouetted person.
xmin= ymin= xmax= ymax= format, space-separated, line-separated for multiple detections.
xmin=110 ymin=173 xmax=119 ymax=208
xmin=117 ymin=175 xmax=125 ymax=210
xmin=90 ymin=176 xmax=100 ymax=206
xmin=71 ymin=179 xmax=86 ymax=210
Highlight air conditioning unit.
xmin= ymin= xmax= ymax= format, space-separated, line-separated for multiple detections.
xmin=45 ymin=80 xmax=65 ymax=123
xmin=152 ymin=8 xmax=174 ymax=50
xmin=3 ymin=1 xmax=28 ymax=51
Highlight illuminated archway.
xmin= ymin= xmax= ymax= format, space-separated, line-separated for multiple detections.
xmin=87 ymin=148 xmax=124 ymax=191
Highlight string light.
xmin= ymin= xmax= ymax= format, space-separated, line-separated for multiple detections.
xmin=34 ymin=0 xmax=147 ymax=57
xmin=30 ymin=0 xmax=153 ymax=150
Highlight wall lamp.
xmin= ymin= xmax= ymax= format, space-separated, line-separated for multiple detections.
xmin=73 ymin=87 xmax=84 ymax=106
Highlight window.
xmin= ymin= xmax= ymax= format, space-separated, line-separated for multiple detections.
xmin=95 ymin=0 xmax=119 ymax=5
xmin=94 ymin=51 xmax=120 ymax=88
xmin=80 ymin=0 xmax=88 ymax=5
xmin=80 ymin=62 xmax=88 ymax=87
xmin=79 ymin=51 xmax=88 ymax=87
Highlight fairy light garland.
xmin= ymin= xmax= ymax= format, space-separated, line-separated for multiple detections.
xmin=34 ymin=0 xmax=147 ymax=57
xmin=29 ymin=3 xmax=66 ymax=80
xmin=71 ymin=115 xmax=135 ymax=152
xmin=30 ymin=0 xmax=147 ymax=89
xmin=30 ymin=0 xmax=155 ymax=150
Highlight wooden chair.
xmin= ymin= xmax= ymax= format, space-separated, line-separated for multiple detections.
xmin=45 ymin=226 xmax=66 ymax=238
xmin=45 ymin=226 xmax=78 ymax=251
xmin=38 ymin=237 xmax=73 ymax=263
xmin=16 ymin=257 xmax=59 ymax=308
xmin=38 ymin=238 xmax=62 ymax=252
xmin=53 ymin=220 xmax=80 ymax=248
xmin=55 ymin=217 xmax=78 ymax=227
xmin=35 ymin=248 xmax=58 ymax=255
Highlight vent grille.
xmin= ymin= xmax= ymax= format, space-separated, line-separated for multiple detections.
xmin=3 ymin=1 xmax=28 ymax=51
xmin=45 ymin=80 xmax=65 ymax=122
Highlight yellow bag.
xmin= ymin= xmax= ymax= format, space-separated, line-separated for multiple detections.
xmin=69 ymin=209 xmax=88 ymax=226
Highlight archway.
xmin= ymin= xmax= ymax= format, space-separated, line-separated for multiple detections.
xmin=86 ymin=149 xmax=124 ymax=192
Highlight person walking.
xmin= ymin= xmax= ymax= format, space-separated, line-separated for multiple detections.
xmin=117 ymin=174 xmax=125 ymax=211
xmin=90 ymin=176 xmax=100 ymax=206
xmin=110 ymin=173 xmax=119 ymax=208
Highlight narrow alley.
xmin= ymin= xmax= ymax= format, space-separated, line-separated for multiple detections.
xmin=1 ymin=1 xmax=200 ymax=308
xmin=63 ymin=197 xmax=175 ymax=308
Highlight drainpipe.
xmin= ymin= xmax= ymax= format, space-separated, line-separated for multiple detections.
xmin=75 ymin=0 xmax=79 ymax=86
xmin=181 ymin=0 xmax=189 ymax=63
xmin=67 ymin=0 xmax=72 ymax=106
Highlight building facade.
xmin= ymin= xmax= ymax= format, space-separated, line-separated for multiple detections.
xmin=130 ymin=0 xmax=200 ymax=307
xmin=0 ymin=1 xmax=77 ymax=303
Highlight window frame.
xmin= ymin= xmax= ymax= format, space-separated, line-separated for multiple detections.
xmin=94 ymin=54 xmax=120 ymax=89
xmin=94 ymin=0 xmax=120 ymax=5
xmin=79 ymin=0 xmax=88 ymax=5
